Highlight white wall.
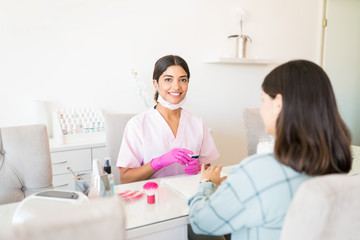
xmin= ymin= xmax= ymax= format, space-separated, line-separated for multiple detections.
xmin=323 ymin=0 xmax=360 ymax=145
xmin=0 ymin=0 xmax=323 ymax=165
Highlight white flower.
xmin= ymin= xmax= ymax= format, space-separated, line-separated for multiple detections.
xmin=235 ymin=8 xmax=246 ymax=22
xmin=130 ymin=69 xmax=150 ymax=108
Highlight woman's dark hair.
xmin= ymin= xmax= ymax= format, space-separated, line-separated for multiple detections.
xmin=152 ymin=55 xmax=190 ymax=102
xmin=262 ymin=59 xmax=352 ymax=175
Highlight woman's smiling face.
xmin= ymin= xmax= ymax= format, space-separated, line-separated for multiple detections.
xmin=153 ymin=65 xmax=189 ymax=104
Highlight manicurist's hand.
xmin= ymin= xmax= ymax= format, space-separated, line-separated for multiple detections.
xmin=184 ymin=159 xmax=201 ymax=175
xmin=200 ymin=164 xmax=227 ymax=187
xmin=150 ymin=148 xmax=193 ymax=171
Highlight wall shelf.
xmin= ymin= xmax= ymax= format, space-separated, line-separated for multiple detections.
xmin=206 ymin=57 xmax=278 ymax=65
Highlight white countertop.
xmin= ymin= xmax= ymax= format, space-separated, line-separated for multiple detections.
xmin=0 ymin=165 xmax=236 ymax=238
xmin=115 ymin=177 xmax=189 ymax=231
xmin=115 ymin=165 xmax=235 ymax=230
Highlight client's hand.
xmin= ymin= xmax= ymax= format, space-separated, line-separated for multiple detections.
xmin=150 ymin=148 xmax=193 ymax=171
xmin=200 ymin=164 xmax=227 ymax=187
xmin=184 ymin=160 xmax=201 ymax=175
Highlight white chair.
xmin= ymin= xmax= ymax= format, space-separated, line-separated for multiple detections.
xmin=0 ymin=124 xmax=53 ymax=204
xmin=2 ymin=197 xmax=125 ymax=240
xmin=280 ymin=174 xmax=360 ymax=240
xmin=349 ymin=145 xmax=360 ymax=175
xmin=103 ymin=112 xmax=135 ymax=184
xmin=243 ymin=108 xmax=269 ymax=156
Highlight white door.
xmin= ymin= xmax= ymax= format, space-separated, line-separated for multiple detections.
xmin=322 ymin=0 xmax=360 ymax=145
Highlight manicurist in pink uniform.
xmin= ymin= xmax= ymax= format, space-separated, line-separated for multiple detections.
xmin=116 ymin=55 xmax=219 ymax=184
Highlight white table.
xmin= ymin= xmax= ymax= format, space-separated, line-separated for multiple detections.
xmin=116 ymin=165 xmax=234 ymax=239
xmin=115 ymin=177 xmax=190 ymax=240
xmin=0 ymin=165 xmax=235 ymax=240
xmin=0 ymin=180 xmax=189 ymax=240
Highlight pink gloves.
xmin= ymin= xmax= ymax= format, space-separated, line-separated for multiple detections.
xmin=184 ymin=159 xmax=201 ymax=175
xmin=150 ymin=148 xmax=202 ymax=175
xmin=150 ymin=148 xmax=193 ymax=171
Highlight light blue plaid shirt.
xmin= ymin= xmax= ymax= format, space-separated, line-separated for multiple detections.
xmin=188 ymin=153 xmax=311 ymax=240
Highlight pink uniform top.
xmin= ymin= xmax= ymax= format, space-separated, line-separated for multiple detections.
xmin=116 ymin=108 xmax=220 ymax=178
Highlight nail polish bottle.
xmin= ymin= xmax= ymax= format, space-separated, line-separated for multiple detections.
xmin=103 ymin=158 xmax=111 ymax=174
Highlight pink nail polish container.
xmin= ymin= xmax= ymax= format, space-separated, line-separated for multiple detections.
xmin=143 ymin=182 xmax=159 ymax=204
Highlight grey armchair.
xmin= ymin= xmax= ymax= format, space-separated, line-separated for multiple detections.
xmin=0 ymin=124 xmax=53 ymax=204
xmin=103 ymin=113 xmax=135 ymax=185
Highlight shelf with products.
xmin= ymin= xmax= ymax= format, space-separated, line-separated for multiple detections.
xmin=49 ymin=107 xmax=108 ymax=191
xmin=52 ymin=108 xmax=105 ymax=145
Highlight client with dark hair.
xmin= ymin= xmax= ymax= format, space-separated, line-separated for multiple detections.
xmin=188 ymin=60 xmax=352 ymax=240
